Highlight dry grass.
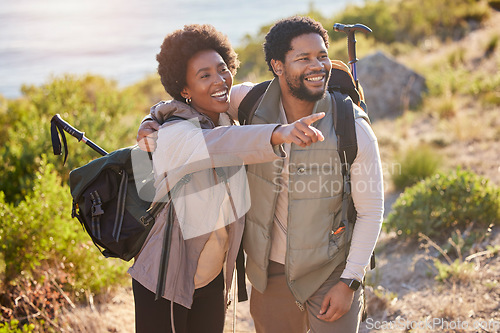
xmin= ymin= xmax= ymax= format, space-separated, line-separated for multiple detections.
xmin=372 ymin=94 xmax=500 ymax=186
xmin=439 ymin=104 xmax=487 ymax=142
xmin=55 ymin=281 xmax=256 ymax=333
xmin=359 ymin=230 xmax=500 ymax=333
xmin=56 ymin=282 xmax=135 ymax=333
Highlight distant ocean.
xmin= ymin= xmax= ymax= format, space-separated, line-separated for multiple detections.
xmin=0 ymin=0 xmax=361 ymax=98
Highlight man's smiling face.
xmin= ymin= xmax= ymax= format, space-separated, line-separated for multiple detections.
xmin=281 ymin=33 xmax=331 ymax=102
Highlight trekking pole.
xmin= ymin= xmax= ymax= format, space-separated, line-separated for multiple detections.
xmin=333 ymin=23 xmax=372 ymax=90
xmin=51 ymin=114 xmax=108 ymax=162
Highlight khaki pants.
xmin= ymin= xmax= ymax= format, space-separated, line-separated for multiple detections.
xmin=250 ymin=261 xmax=363 ymax=333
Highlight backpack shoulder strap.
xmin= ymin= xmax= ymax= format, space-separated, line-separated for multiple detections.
xmin=332 ymin=90 xmax=358 ymax=272
xmin=331 ymin=91 xmax=357 ymax=175
xmin=238 ymin=80 xmax=271 ymax=125
xmin=332 ymin=91 xmax=376 ymax=271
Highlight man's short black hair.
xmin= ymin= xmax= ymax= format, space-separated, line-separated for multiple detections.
xmin=264 ymin=16 xmax=329 ymax=76
xmin=157 ymin=24 xmax=239 ymax=102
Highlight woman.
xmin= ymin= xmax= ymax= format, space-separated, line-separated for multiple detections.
xmin=129 ymin=24 xmax=324 ymax=333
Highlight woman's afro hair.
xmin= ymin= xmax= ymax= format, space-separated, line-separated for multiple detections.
xmin=157 ymin=24 xmax=239 ymax=102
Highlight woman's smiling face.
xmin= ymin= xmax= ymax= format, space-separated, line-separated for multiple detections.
xmin=182 ymin=49 xmax=233 ymax=123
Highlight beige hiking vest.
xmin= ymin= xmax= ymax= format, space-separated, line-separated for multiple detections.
xmin=243 ymin=79 xmax=361 ymax=305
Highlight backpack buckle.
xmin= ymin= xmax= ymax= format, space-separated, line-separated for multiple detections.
xmin=92 ymin=204 xmax=104 ymax=216
xmin=140 ymin=214 xmax=154 ymax=226
xmin=71 ymin=202 xmax=78 ymax=218
xmin=90 ymin=191 xmax=104 ymax=216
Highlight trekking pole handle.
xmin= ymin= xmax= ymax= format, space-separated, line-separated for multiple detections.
xmin=52 ymin=114 xmax=85 ymax=141
xmin=51 ymin=114 xmax=108 ymax=156
xmin=333 ymin=23 xmax=372 ymax=84
xmin=333 ymin=23 xmax=372 ymax=61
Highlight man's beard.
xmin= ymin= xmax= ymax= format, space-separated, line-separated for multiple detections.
xmin=285 ymin=70 xmax=330 ymax=102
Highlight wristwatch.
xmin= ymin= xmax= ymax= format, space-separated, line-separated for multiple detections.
xmin=339 ymin=278 xmax=361 ymax=291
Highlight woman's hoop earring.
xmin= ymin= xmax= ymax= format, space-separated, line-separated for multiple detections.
xmin=186 ymin=97 xmax=192 ymax=105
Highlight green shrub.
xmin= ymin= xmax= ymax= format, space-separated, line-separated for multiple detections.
xmin=0 ymin=158 xmax=128 ymax=296
xmin=425 ymin=63 xmax=471 ymax=97
xmin=424 ymin=60 xmax=500 ymax=107
xmin=391 ymin=144 xmax=441 ymax=190
xmin=433 ymin=258 xmax=476 ymax=283
xmin=386 ymin=168 xmax=500 ymax=238
xmin=0 ymin=74 xmax=144 ymax=204
xmin=123 ymin=73 xmax=170 ymax=113
xmin=331 ymin=0 xmax=490 ymax=46
xmin=469 ymin=70 xmax=500 ymax=106
xmin=331 ymin=0 xmax=397 ymax=44
xmin=0 ymin=320 xmax=34 ymax=333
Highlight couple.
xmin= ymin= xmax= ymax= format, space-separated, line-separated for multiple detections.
xmin=131 ymin=16 xmax=384 ymax=333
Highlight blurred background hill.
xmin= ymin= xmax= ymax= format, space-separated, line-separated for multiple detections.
xmin=1 ymin=0 xmax=499 ymax=331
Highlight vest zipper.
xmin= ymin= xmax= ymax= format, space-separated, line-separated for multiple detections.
xmin=283 ymin=148 xmax=305 ymax=312
xmin=295 ymin=300 xmax=305 ymax=312
xmin=282 ymin=147 xmax=313 ymax=312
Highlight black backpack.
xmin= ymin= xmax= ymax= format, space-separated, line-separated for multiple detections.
xmin=51 ymin=115 xmax=186 ymax=262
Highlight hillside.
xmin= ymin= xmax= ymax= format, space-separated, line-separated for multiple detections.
xmin=376 ymin=9 xmax=500 ymax=188
xmin=356 ymin=10 xmax=500 ymax=332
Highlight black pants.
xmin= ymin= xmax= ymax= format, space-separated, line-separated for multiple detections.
xmin=132 ymin=272 xmax=225 ymax=333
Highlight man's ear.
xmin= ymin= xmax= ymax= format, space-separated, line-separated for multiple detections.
xmin=270 ymin=59 xmax=283 ymax=76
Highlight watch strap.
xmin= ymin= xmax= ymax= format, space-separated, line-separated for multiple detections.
xmin=340 ymin=278 xmax=361 ymax=291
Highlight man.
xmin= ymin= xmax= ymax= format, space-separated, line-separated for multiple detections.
xmin=138 ymin=16 xmax=384 ymax=333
